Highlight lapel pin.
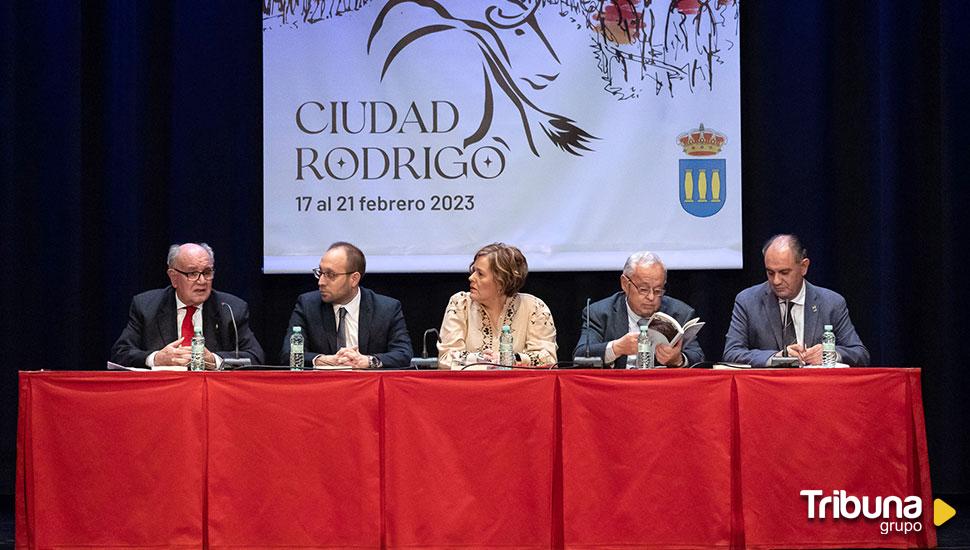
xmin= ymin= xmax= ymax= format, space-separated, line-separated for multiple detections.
xmin=811 ymin=305 xmax=817 ymax=313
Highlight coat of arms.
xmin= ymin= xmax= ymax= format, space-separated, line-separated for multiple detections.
xmin=677 ymin=123 xmax=726 ymax=218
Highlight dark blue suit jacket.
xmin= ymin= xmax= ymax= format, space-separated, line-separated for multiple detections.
xmin=110 ymin=287 xmax=265 ymax=368
xmin=722 ymin=281 xmax=870 ymax=367
xmin=280 ymin=287 xmax=413 ymax=368
xmin=573 ymin=292 xmax=705 ymax=368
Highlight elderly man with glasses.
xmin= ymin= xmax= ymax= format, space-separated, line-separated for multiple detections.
xmin=111 ymin=242 xmax=265 ymax=369
xmin=574 ymin=251 xmax=704 ymax=368
xmin=280 ymin=241 xmax=413 ymax=369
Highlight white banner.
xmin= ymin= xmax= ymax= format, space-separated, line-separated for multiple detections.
xmin=263 ymin=0 xmax=742 ymax=273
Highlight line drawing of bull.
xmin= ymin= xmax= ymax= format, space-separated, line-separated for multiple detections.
xmin=368 ymin=0 xmax=596 ymax=157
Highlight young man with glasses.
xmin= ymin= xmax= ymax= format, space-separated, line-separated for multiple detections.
xmin=574 ymin=251 xmax=704 ymax=368
xmin=280 ymin=242 xmax=413 ymax=369
xmin=110 ymin=242 xmax=265 ymax=369
xmin=723 ymin=234 xmax=869 ymax=367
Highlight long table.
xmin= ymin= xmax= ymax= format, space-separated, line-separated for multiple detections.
xmin=16 ymin=368 xmax=935 ymax=549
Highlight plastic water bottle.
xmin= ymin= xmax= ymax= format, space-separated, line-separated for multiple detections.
xmin=190 ymin=327 xmax=205 ymax=371
xmin=821 ymin=324 xmax=837 ymax=367
xmin=635 ymin=325 xmax=654 ymax=369
xmin=290 ymin=326 xmax=305 ymax=371
xmin=498 ymin=325 xmax=514 ymax=369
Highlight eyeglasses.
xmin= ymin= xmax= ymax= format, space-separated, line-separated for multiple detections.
xmin=623 ymin=274 xmax=665 ymax=298
xmin=312 ymin=267 xmax=355 ymax=281
xmin=172 ymin=267 xmax=215 ymax=281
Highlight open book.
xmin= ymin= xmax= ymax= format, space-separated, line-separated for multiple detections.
xmin=647 ymin=312 xmax=704 ymax=347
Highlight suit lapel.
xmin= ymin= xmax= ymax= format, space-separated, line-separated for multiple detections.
xmin=156 ymin=289 xmax=178 ymax=346
xmin=762 ymin=284 xmax=784 ymax=350
xmin=358 ymin=288 xmax=372 ymax=354
xmin=320 ymin=299 xmax=338 ymax=353
xmin=802 ymin=282 xmax=820 ymax=346
xmin=202 ymin=294 xmax=220 ymax=351
xmin=611 ymin=294 xmax=629 ymax=369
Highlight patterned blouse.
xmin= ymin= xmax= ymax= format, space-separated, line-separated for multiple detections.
xmin=437 ymin=291 xmax=558 ymax=370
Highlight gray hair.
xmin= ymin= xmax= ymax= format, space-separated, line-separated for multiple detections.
xmin=762 ymin=234 xmax=807 ymax=262
xmin=622 ymin=251 xmax=666 ymax=277
xmin=167 ymin=243 xmax=215 ymax=267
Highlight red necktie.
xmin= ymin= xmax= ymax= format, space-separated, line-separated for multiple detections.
xmin=181 ymin=305 xmax=197 ymax=346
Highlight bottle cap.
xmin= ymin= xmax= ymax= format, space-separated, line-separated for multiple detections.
xmin=502 ymin=325 xmax=511 ymax=332
xmin=194 ymin=326 xmax=202 ymax=334
xmin=824 ymin=324 xmax=833 ymax=330
xmin=293 ymin=326 xmax=302 ymax=333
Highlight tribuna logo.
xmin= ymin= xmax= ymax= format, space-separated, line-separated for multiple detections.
xmin=801 ymin=490 xmax=924 ymax=536
xmin=801 ymin=490 xmax=922 ymax=519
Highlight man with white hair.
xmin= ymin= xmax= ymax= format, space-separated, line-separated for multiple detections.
xmin=574 ymin=251 xmax=704 ymax=368
xmin=111 ymin=243 xmax=265 ymax=369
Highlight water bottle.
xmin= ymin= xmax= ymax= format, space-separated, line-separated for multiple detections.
xmin=190 ymin=327 xmax=205 ymax=371
xmin=821 ymin=324 xmax=837 ymax=367
xmin=290 ymin=326 xmax=305 ymax=371
xmin=635 ymin=325 xmax=654 ymax=369
xmin=498 ymin=325 xmax=514 ymax=369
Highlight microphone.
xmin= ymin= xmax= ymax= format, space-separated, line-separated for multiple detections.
xmin=572 ymin=298 xmax=603 ymax=368
xmin=220 ymin=302 xmax=251 ymax=369
xmin=410 ymin=328 xmax=440 ymax=369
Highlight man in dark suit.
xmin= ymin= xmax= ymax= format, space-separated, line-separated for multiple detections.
xmin=280 ymin=242 xmax=413 ymax=369
xmin=574 ymin=251 xmax=704 ymax=368
xmin=723 ymin=234 xmax=869 ymax=367
xmin=110 ymin=243 xmax=265 ymax=369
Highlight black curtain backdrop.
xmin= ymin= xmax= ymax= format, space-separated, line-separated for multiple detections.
xmin=2 ymin=2 xmax=968 ymax=495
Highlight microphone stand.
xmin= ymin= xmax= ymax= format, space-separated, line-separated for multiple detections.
xmin=220 ymin=302 xmax=252 ymax=369
xmin=572 ymin=297 xmax=604 ymax=368
xmin=410 ymin=328 xmax=440 ymax=369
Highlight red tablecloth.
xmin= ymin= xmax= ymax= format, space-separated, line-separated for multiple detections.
xmin=16 ymin=369 xmax=935 ymax=549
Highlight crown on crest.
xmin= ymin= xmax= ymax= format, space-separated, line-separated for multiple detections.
xmin=677 ymin=124 xmax=726 ymax=156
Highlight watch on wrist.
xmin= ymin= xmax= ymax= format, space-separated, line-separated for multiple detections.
xmin=368 ymin=356 xmax=381 ymax=369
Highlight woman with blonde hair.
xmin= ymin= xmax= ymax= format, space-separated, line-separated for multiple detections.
xmin=438 ymin=243 xmax=557 ymax=369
